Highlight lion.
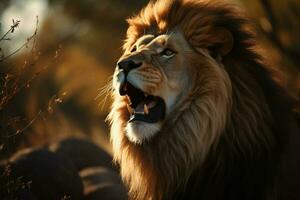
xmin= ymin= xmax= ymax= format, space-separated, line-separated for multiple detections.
xmin=107 ymin=0 xmax=300 ymax=199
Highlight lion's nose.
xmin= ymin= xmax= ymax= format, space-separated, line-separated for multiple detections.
xmin=117 ymin=60 xmax=142 ymax=75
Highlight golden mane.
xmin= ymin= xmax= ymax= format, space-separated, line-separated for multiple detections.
xmin=108 ymin=0 xmax=298 ymax=199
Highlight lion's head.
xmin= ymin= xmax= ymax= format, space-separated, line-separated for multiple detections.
xmin=108 ymin=0 xmax=293 ymax=199
xmin=110 ymin=0 xmax=234 ymax=146
xmin=112 ymin=24 xmax=231 ymax=145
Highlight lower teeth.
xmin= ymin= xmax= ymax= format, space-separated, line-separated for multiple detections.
xmin=128 ymin=101 xmax=157 ymax=116
xmin=134 ymin=111 xmax=145 ymax=115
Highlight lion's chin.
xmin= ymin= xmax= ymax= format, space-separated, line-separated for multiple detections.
xmin=125 ymin=121 xmax=162 ymax=144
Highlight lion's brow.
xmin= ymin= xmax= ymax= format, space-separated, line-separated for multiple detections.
xmin=136 ymin=35 xmax=155 ymax=47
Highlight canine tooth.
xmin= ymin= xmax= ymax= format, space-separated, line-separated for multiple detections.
xmin=127 ymin=104 xmax=133 ymax=115
xmin=144 ymin=104 xmax=149 ymax=115
xmin=126 ymin=95 xmax=131 ymax=105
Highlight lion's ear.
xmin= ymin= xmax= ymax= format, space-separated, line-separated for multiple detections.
xmin=209 ymin=28 xmax=233 ymax=58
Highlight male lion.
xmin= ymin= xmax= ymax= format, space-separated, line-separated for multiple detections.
xmin=108 ymin=0 xmax=300 ymax=199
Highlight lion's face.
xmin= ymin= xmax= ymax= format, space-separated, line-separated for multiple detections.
xmin=113 ymin=31 xmax=194 ymax=144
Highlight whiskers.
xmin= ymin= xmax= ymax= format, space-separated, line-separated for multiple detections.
xmin=95 ymin=76 xmax=113 ymax=110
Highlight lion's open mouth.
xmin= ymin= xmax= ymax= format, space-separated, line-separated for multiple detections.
xmin=119 ymin=82 xmax=166 ymax=123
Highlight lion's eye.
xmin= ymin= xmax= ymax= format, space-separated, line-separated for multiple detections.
xmin=160 ymin=48 xmax=176 ymax=59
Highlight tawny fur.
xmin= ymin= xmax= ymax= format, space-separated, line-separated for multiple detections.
xmin=108 ymin=0 xmax=299 ymax=199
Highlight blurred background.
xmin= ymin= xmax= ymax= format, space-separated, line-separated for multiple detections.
xmin=0 ymin=0 xmax=300 ymax=160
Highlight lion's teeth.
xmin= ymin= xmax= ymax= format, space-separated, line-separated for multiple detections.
xmin=134 ymin=111 xmax=145 ymax=115
xmin=126 ymin=95 xmax=131 ymax=103
xmin=127 ymin=104 xmax=133 ymax=115
xmin=144 ymin=104 xmax=149 ymax=115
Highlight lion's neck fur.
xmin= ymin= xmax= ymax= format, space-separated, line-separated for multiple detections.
xmin=176 ymin=57 xmax=293 ymax=200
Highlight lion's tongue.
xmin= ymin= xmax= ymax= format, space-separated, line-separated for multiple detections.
xmin=134 ymin=103 xmax=144 ymax=113
xmin=134 ymin=101 xmax=156 ymax=114
xmin=129 ymin=97 xmax=165 ymax=123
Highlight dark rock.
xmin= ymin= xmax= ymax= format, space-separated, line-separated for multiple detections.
xmin=80 ymin=166 xmax=128 ymax=200
xmin=49 ymin=137 xmax=115 ymax=172
xmin=1 ymin=149 xmax=84 ymax=200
